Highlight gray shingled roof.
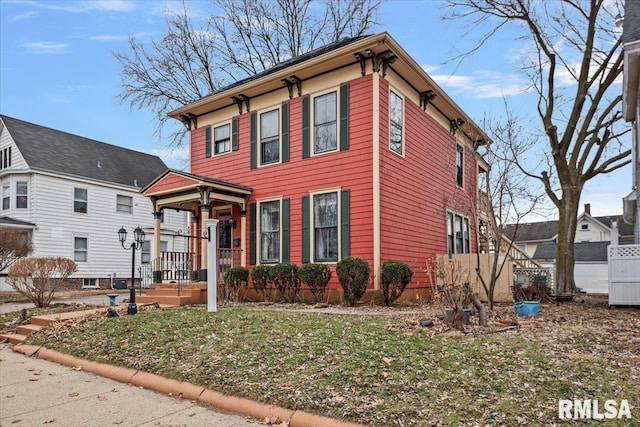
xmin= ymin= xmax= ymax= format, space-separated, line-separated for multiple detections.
xmin=1 ymin=115 xmax=167 ymax=188
xmin=0 ymin=216 xmax=36 ymax=228
xmin=624 ymin=0 xmax=640 ymax=45
xmin=503 ymin=215 xmax=634 ymax=242
xmin=532 ymin=241 xmax=610 ymax=262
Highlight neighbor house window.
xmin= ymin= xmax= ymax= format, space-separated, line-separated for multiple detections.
xmin=74 ymin=187 xmax=87 ymax=213
xmin=456 ymin=144 xmax=464 ymax=187
xmin=314 ymin=91 xmax=337 ymax=154
xmin=116 ymin=195 xmax=132 ymax=213
xmin=16 ymin=181 xmax=28 ymax=209
xmin=0 ymin=147 xmax=11 ymax=170
xmin=82 ymin=278 xmax=98 ymax=289
xmin=580 ymin=223 xmax=590 ymax=231
xmin=74 ymin=237 xmax=88 ymax=262
xmin=2 ymin=183 xmax=9 ymax=210
xmin=141 ymin=241 xmax=151 ymax=264
xmin=313 ymin=192 xmax=338 ymax=262
xmin=260 ymin=200 xmax=280 ymax=263
xmin=389 ymin=90 xmax=403 ymax=154
xmin=447 ymin=212 xmax=470 ymax=255
xmin=214 ymin=123 xmax=231 ymax=155
xmin=260 ymin=109 xmax=280 ymax=165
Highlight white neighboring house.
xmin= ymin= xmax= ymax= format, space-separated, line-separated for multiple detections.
xmin=0 ymin=115 xmax=188 ymax=291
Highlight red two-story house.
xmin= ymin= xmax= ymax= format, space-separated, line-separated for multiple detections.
xmin=141 ymin=32 xmax=490 ymax=303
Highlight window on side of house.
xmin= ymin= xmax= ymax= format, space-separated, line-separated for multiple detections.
xmin=82 ymin=278 xmax=98 ymax=289
xmin=16 ymin=181 xmax=28 ymax=209
xmin=141 ymin=241 xmax=151 ymax=264
xmin=456 ymin=144 xmax=464 ymax=187
xmin=74 ymin=187 xmax=87 ymax=213
xmin=580 ymin=222 xmax=590 ymax=231
xmin=389 ymin=90 xmax=403 ymax=155
xmin=313 ymin=192 xmax=338 ymax=262
xmin=447 ymin=212 xmax=471 ymax=255
xmin=2 ymin=182 xmax=9 ymax=210
xmin=260 ymin=200 xmax=280 ymax=263
xmin=116 ymin=195 xmax=133 ymax=213
xmin=74 ymin=237 xmax=88 ymax=262
xmin=260 ymin=109 xmax=280 ymax=165
xmin=214 ymin=123 xmax=231 ymax=155
xmin=314 ymin=91 xmax=337 ymax=154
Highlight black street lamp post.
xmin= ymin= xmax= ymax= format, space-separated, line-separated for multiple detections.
xmin=118 ymin=225 xmax=145 ymax=315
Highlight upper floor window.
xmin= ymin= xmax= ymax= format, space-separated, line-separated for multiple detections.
xmin=260 ymin=109 xmax=280 ymax=165
xmin=389 ymin=90 xmax=403 ymax=155
xmin=0 ymin=147 xmax=11 ymax=170
xmin=580 ymin=222 xmax=590 ymax=231
xmin=16 ymin=181 xmax=28 ymax=209
xmin=456 ymin=144 xmax=464 ymax=187
xmin=214 ymin=123 xmax=231 ymax=155
xmin=314 ymin=91 xmax=337 ymax=154
xmin=74 ymin=187 xmax=87 ymax=213
xmin=260 ymin=200 xmax=280 ymax=263
xmin=116 ymin=195 xmax=132 ymax=214
xmin=447 ymin=212 xmax=470 ymax=256
xmin=74 ymin=237 xmax=88 ymax=262
xmin=2 ymin=183 xmax=9 ymax=210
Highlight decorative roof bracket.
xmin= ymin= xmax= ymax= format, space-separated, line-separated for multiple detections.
xmin=179 ymin=113 xmax=197 ymax=130
xmin=282 ymin=75 xmax=302 ymax=98
xmin=354 ymin=52 xmax=367 ymax=76
xmin=367 ymin=49 xmax=397 ymax=77
xmin=420 ymin=90 xmax=436 ymax=111
xmin=231 ymin=94 xmax=251 ymax=114
xmin=450 ymin=118 xmax=465 ymax=135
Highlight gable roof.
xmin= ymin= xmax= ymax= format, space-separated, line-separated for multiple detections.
xmin=0 ymin=216 xmax=36 ymax=228
xmin=1 ymin=115 xmax=167 ymax=188
xmin=532 ymin=241 xmax=610 ymax=262
xmin=503 ymin=214 xmax=634 ymax=242
xmin=623 ymin=0 xmax=640 ymax=45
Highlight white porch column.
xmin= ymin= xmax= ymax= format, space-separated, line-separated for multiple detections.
xmin=240 ymin=208 xmax=247 ymax=268
xmin=153 ymin=211 xmax=162 ymax=283
xmin=200 ymin=206 xmax=210 ymax=281
xmin=206 ymin=218 xmax=219 ymax=312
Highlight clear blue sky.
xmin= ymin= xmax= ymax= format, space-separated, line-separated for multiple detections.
xmin=0 ymin=0 xmax=632 ymax=218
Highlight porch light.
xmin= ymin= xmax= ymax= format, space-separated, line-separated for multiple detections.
xmin=227 ymin=218 xmax=236 ymax=229
xmin=118 ymin=225 xmax=146 ymax=315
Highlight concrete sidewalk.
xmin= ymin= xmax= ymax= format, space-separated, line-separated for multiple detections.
xmin=0 ymin=343 xmax=260 ymax=426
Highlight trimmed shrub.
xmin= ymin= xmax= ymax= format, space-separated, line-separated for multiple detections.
xmin=250 ymin=265 xmax=272 ymax=301
xmin=381 ymin=260 xmax=414 ymax=306
xmin=270 ymin=262 xmax=300 ymax=303
xmin=298 ymin=263 xmax=332 ymax=303
xmin=336 ymin=257 xmax=370 ymax=306
xmin=223 ymin=266 xmax=249 ymax=305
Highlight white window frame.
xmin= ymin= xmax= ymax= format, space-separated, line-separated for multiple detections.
xmin=456 ymin=144 xmax=464 ymax=188
xmin=389 ymin=89 xmax=404 ymax=156
xmin=2 ymin=182 xmax=9 ymax=210
xmin=141 ymin=240 xmax=151 ymax=264
xmin=16 ymin=181 xmax=28 ymax=209
xmin=312 ymin=89 xmax=339 ymax=155
xmin=73 ymin=187 xmax=88 ymax=214
xmin=447 ymin=211 xmax=471 ymax=255
xmin=311 ymin=188 xmax=341 ymax=263
xmin=214 ymin=122 xmax=232 ymax=155
xmin=258 ymin=107 xmax=281 ymax=166
xmin=257 ymin=198 xmax=282 ymax=264
xmin=82 ymin=278 xmax=98 ymax=289
xmin=116 ymin=194 xmax=133 ymax=214
xmin=580 ymin=222 xmax=590 ymax=231
xmin=74 ymin=236 xmax=88 ymax=263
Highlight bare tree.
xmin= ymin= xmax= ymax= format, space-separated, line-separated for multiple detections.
xmin=0 ymin=228 xmax=33 ymax=273
xmin=8 ymin=257 xmax=77 ymax=308
xmin=444 ymin=0 xmax=631 ymax=294
xmin=115 ymin=0 xmax=383 ymax=149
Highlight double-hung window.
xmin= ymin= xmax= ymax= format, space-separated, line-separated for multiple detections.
xmin=16 ymin=181 xmax=28 ymax=209
xmin=314 ymin=92 xmax=337 ymax=154
xmin=313 ymin=192 xmax=338 ymax=262
xmin=74 ymin=237 xmax=88 ymax=262
xmin=389 ymin=90 xmax=403 ymax=155
xmin=447 ymin=212 xmax=470 ymax=255
xmin=116 ymin=195 xmax=132 ymax=213
xmin=214 ymin=124 xmax=231 ymax=155
xmin=141 ymin=241 xmax=151 ymax=264
xmin=74 ymin=188 xmax=87 ymax=213
xmin=260 ymin=200 xmax=280 ymax=263
xmin=456 ymin=144 xmax=464 ymax=187
xmin=2 ymin=183 xmax=9 ymax=210
xmin=260 ymin=109 xmax=280 ymax=165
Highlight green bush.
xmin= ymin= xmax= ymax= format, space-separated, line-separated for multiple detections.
xmin=299 ymin=263 xmax=332 ymax=303
xmin=270 ymin=263 xmax=300 ymax=303
xmin=250 ymin=265 xmax=272 ymax=300
xmin=336 ymin=257 xmax=370 ymax=306
xmin=223 ymin=267 xmax=249 ymax=304
xmin=380 ymin=260 xmax=414 ymax=306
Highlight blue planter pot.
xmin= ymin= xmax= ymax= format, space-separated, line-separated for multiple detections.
xmin=514 ymin=301 xmax=540 ymax=316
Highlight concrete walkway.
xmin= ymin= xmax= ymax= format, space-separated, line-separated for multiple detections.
xmin=0 ymin=291 xmax=130 ymax=314
xmin=0 ymin=343 xmax=260 ymax=427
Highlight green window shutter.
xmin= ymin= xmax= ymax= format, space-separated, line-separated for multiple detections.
xmin=232 ymin=117 xmax=239 ymax=151
xmin=282 ymin=198 xmax=290 ymax=262
xmin=250 ymin=112 xmax=257 ymax=169
xmin=302 ymin=95 xmax=310 ymax=159
xmin=340 ymin=189 xmax=350 ymax=258
xmin=281 ymin=102 xmax=290 ymax=163
xmin=249 ymin=202 xmax=257 ymax=265
xmin=339 ymin=83 xmax=349 ymax=151
xmin=301 ymin=195 xmax=310 ymax=263
xmin=205 ymin=126 xmax=212 ymax=158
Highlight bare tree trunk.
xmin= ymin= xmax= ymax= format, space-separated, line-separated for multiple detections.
xmin=471 ymin=293 xmax=488 ymax=327
xmin=555 ymin=186 xmax=581 ymax=294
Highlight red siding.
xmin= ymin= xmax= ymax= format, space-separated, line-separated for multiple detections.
xmin=379 ymin=79 xmax=478 ymax=288
xmin=145 ymin=172 xmax=199 ymax=194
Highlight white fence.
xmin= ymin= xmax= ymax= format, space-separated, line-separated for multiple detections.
xmin=608 ymin=245 xmax=640 ymax=306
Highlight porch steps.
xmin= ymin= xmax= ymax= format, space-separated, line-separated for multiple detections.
xmin=0 ymin=309 xmax=102 ymax=346
xmin=137 ymin=283 xmax=208 ymax=306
